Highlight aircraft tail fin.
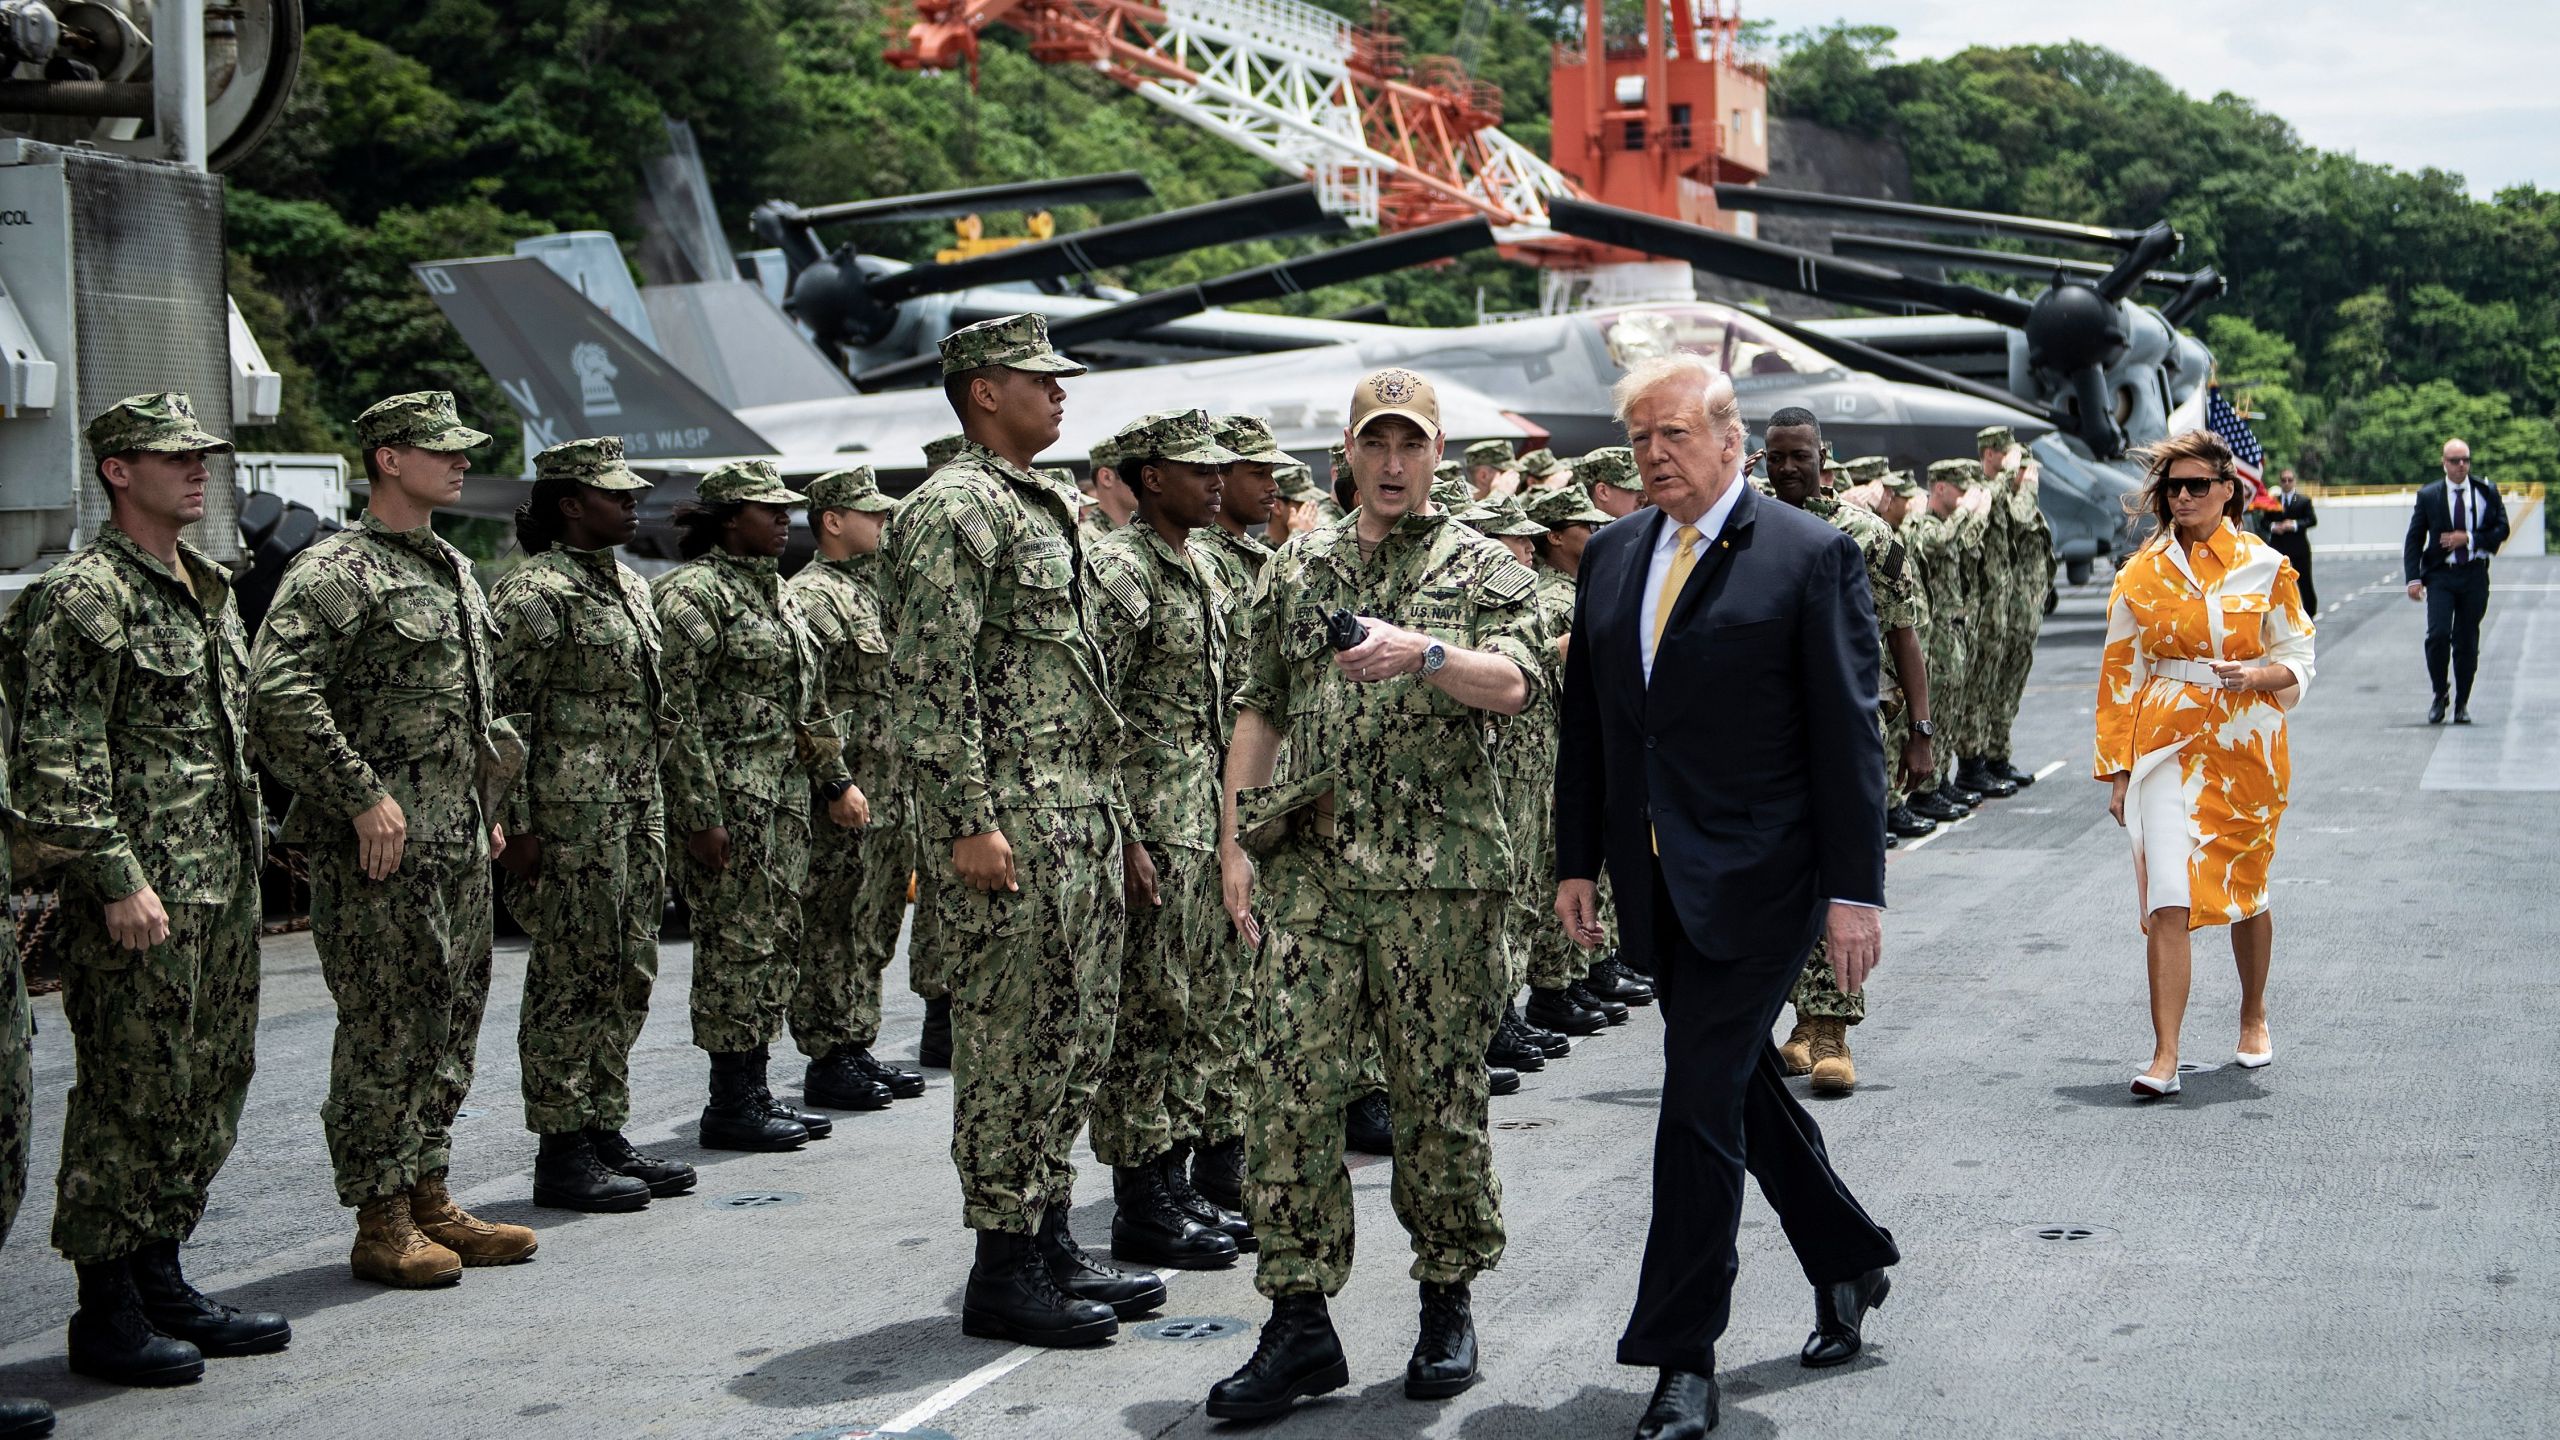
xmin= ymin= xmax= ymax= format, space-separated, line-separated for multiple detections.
xmin=413 ymin=256 xmax=773 ymax=462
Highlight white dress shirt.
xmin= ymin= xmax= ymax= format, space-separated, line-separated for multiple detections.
xmin=2445 ymin=477 xmax=2477 ymax=564
xmin=1638 ymin=470 xmax=1746 ymax=685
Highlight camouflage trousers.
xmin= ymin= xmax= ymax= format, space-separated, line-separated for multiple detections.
xmin=1247 ymin=881 xmax=1507 ymax=1298
xmin=679 ymin=799 xmax=809 ymax=1055
xmin=507 ymin=800 xmax=665 ymax=1135
xmin=906 ymin=796 xmax=952 ymax=1004
xmin=1922 ymin=617 xmax=1973 ymax=783
xmin=1500 ymin=755 xmax=1588 ymax=993
xmin=312 ymin=838 xmax=494 ymax=1208
xmin=2 ymin=920 xmax=30 ymax=1248
xmin=1984 ymin=599 xmax=2043 ymax=761
xmin=791 ymin=797 xmax=913 ymax=1058
xmin=1196 ymin=928 xmax=1255 ymax=1148
xmin=941 ymin=804 xmax=1125 ymax=1232
xmin=1883 ymin=697 xmax=1912 ymax=812
xmin=1789 ymin=935 xmax=1865 ymax=1024
xmin=1090 ymin=843 xmax=1227 ymax=1165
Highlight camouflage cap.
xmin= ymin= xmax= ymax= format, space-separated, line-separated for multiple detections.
xmin=1274 ymin=461 xmax=1320 ymax=501
xmin=1458 ymin=494 xmax=1546 ymax=538
xmin=1110 ymin=409 xmax=1246 ymax=468
xmin=1578 ymin=446 xmax=1641 ymax=492
xmin=1463 ymin=438 xmax=1515 ymax=469
xmin=1349 ymin=366 xmax=1440 ymax=441
xmin=923 ymin=433 xmax=966 ymax=469
xmin=1516 ymin=447 xmax=1560 ymax=478
xmin=1847 ymin=455 xmax=1891 ymax=485
xmin=1927 ymin=457 xmax=1980 ymax=487
xmin=1037 ymin=466 xmax=1077 ymax=488
xmin=1086 ymin=437 xmax=1121 ymax=474
xmin=534 ymin=436 xmax=649 ymax=491
xmin=1213 ymin=414 xmax=1292 ymax=466
xmin=698 ymin=458 xmax=806 ymax=506
xmin=1523 ymin=483 xmax=1612 ymax=529
xmin=1430 ymin=472 xmax=1472 ymax=510
xmin=1326 ymin=441 xmax=1348 ymax=476
xmin=939 ymin=312 xmax=1087 ymax=377
xmin=807 ymin=465 xmax=895 ymax=513
xmin=84 ymin=391 xmax=232 ymax=457
xmin=1822 ymin=457 xmax=1848 ymax=481
xmin=1881 ymin=470 xmax=1923 ymax=498
xmin=1976 ymin=425 xmax=2016 ymax=450
xmin=356 ymin=391 xmax=491 ymax=452
xmin=1434 ymin=459 xmax=1464 ymax=485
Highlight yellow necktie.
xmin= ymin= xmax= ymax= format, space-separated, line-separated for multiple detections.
xmin=1649 ymin=525 xmax=1700 ymax=855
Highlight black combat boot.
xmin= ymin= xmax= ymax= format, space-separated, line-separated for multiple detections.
xmin=1991 ymin=757 xmax=2036 ymax=787
xmin=1583 ymin=953 xmax=1656 ymax=1006
xmin=1909 ymin=787 xmax=1968 ymax=822
xmin=67 ymin=1259 xmax=202 ymax=1386
xmin=1160 ymin=1147 xmax=1254 ymax=1253
xmin=1887 ymin=804 xmax=1937 ymax=839
xmin=1191 ymin=1136 xmax=1246 ymax=1212
xmin=129 ymin=1239 xmax=290 ymax=1357
xmin=848 ymin=1046 xmax=927 ymax=1098
xmin=1035 ymin=1204 xmax=1167 ymax=1318
xmin=1956 ymin=756 xmax=2017 ymax=799
xmin=1526 ymin=984 xmax=1606 ymax=1036
xmin=1406 ymin=1280 xmax=1480 ymax=1399
xmin=1615 ymin=945 xmax=1654 ymax=981
xmin=1515 ymin=1003 xmax=1572 ymax=1058
xmin=700 ymin=1051 xmax=809 ymax=1151
xmin=1486 ymin=1007 xmax=1547 ymax=1071
xmin=1109 ymin=1160 xmax=1239 ymax=1269
xmin=804 ymin=1047 xmax=895 ymax=1111
xmin=532 ymin=1131 xmax=652 ymax=1213
xmin=0 ymin=1396 xmax=52 ymax=1438
xmin=1486 ymin=1065 xmax=1521 ymax=1097
xmin=918 ymin=996 xmax=953 ymax=1068
xmin=750 ymin=1045 xmax=833 ymax=1138
xmin=1567 ymin=978 xmax=1630 ymax=1026
xmin=1205 ymin=1293 xmax=1349 ymax=1421
xmin=963 ymin=1227 xmax=1119 ymax=1346
xmin=1940 ymin=766 xmax=1984 ymax=807
xmin=587 ymin=1128 xmax=697 ymax=1197
xmin=1346 ymin=1091 xmax=1394 ymax=1156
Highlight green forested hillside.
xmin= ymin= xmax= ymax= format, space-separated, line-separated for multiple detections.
xmin=229 ymin=3 xmax=2555 ymax=496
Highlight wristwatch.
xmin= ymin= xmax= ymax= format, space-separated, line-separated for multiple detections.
xmin=817 ymin=778 xmax=855 ymax=804
xmin=1911 ymin=719 xmax=1936 ymax=739
xmin=1419 ymin=641 xmax=1447 ymax=677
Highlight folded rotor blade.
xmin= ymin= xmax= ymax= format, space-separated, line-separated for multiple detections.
xmin=1829 ymin=235 xmax=2199 ymax=292
xmin=2092 ymin=223 xmax=2183 ymax=304
xmin=781 ymin=172 xmax=1157 ymax=227
xmin=1714 ymin=183 xmax=2150 ymax=251
xmin=869 ymin=185 xmax=1341 ymax=306
xmin=1746 ymin=307 xmax=2069 ymax=430
xmin=2158 ymin=267 xmax=2228 ymax=328
xmin=1546 ymin=197 xmax=2034 ymax=328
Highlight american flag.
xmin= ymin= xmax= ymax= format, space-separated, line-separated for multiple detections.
xmin=2204 ymin=384 xmax=2267 ymax=492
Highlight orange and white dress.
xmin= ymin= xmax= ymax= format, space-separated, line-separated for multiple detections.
xmin=2093 ymin=520 xmax=2315 ymax=932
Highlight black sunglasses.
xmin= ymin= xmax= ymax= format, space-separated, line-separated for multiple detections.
xmin=2161 ymin=476 xmax=2222 ymax=498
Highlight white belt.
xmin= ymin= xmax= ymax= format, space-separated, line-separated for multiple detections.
xmin=2151 ymin=657 xmax=2232 ymax=689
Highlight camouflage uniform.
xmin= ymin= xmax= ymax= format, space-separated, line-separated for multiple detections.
xmin=788 ymin=468 xmax=910 ymax=1060
xmin=1085 ymin=412 xmax=1241 ymax=1167
xmin=0 ymin=393 xmax=262 ymax=1262
xmin=653 ymin=462 xmax=842 ymax=1057
xmin=1935 ymin=464 xmax=1999 ymax=759
xmin=491 ymin=437 xmax=666 ymax=1137
xmin=885 ymin=314 xmax=1130 ymax=1234
xmin=1909 ymin=461 xmax=1979 ymax=779
xmin=1232 ymin=489 xmax=1545 ymax=1299
xmin=1517 ymin=484 xmax=1617 ymax=986
xmin=250 ymin=392 xmax=510 ymax=1207
xmin=1 ymin=861 xmax=24 ymax=1248
xmin=905 ymin=434 xmax=971 ymax=1010
xmin=1790 ymin=491 xmax=1925 ymax=1027
xmin=1985 ymin=432 xmax=2052 ymax=769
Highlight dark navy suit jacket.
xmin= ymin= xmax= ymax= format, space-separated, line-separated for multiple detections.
xmin=2403 ymin=478 xmax=2509 ymax=581
xmin=1553 ymin=482 xmax=1885 ymax=963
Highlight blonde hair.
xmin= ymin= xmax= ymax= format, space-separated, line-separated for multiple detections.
xmin=1611 ymin=353 xmax=1741 ymax=438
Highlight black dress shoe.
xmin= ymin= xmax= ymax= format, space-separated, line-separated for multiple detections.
xmin=805 ymin=1049 xmax=896 ymax=1111
xmin=1886 ymin=804 xmax=1936 ymax=838
xmin=2428 ymin=695 xmax=2449 ymax=724
xmin=130 ymin=1240 xmax=291 ymax=1357
xmin=1035 ymin=1206 xmax=1167 ymax=1318
xmin=531 ymin=1131 xmax=652 ymax=1213
xmin=964 ymin=1228 xmax=1119 ymax=1346
xmin=1991 ymin=758 xmax=2036 ymax=787
xmin=1526 ymin=984 xmax=1607 ymax=1036
xmin=1568 ymin=979 xmax=1630 ymax=1026
xmin=1160 ymin=1148 xmax=1254 ymax=1253
xmin=1205 ymin=1294 xmax=1348 ymax=1421
xmin=588 ymin=1129 xmax=697 ymax=1197
xmin=849 ymin=1046 xmax=928 ymax=1098
xmin=1109 ymin=1161 xmax=1239 ymax=1270
xmin=2454 ymin=706 xmax=2474 ymax=725
xmin=1583 ymin=955 xmax=1655 ymax=1006
xmin=1405 ymin=1281 xmax=1479 ymax=1399
xmin=66 ymin=1260 xmax=202 ymax=1386
xmin=1801 ymin=1267 xmax=1891 ymax=1367
xmin=1191 ymin=1136 xmax=1246 ymax=1212
xmin=1486 ymin=1064 xmax=1520 ymax=1096
xmin=0 ymin=1396 xmax=52 ymax=1439
xmin=1487 ymin=1008 xmax=1547 ymax=1071
xmin=1635 ymin=1368 xmax=1717 ymax=1438
xmin=919 ymin=995 xmax=953 ymax=1068
xmin=1347 ymin=1091 xmax=1394 ymax=1156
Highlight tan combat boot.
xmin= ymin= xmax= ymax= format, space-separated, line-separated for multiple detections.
xmin=351 ymin=1194 xmax=464 ymax=1288
xmin=410 ymin=1173 xmax=539 ymax=1266
xmin=1779 ymin=1018 xmax=1817 ymax=1076
xmin=1808 ymin=1019 xmax=1857 ymax=1095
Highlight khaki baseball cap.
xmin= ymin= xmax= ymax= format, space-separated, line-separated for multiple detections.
xmin=1348 ymin=367 xmax=1440 ymax=442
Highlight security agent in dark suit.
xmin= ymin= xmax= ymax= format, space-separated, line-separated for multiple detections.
xmin=1553 ymin=355 xmax=1899 ymax=1440
xmin=2403 ymin=437 xmax=2510 ymax=724
xmin=2264 ymin=468 xmax=2319 ymax=618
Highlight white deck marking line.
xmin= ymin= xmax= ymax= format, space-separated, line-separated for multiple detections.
xmin=1895 ymin=760 xmax=2063 ymax=856
xmin=877 ymin=1344 xmax=1042 ymax=1433
xmin=2034 ymin=759 xmax=2066 ymax=780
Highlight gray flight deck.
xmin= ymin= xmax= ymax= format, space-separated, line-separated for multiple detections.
xmin=2 ymin=554 xmax=2553 ymax=1439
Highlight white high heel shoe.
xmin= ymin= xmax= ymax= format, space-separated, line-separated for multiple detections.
xmin=2234 ymin=1044 xmax=2273 ymax=1069
xmin=2130 ymin=1071 xmax=2181 ymax=1098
